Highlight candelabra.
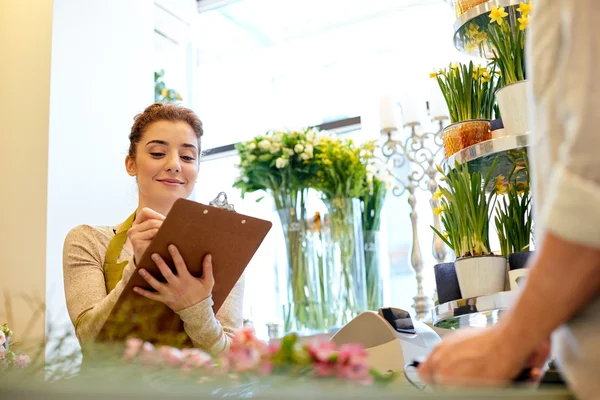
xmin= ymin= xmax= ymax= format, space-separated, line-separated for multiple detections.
xmin=379 ymin=116 xmax=449 ymax=320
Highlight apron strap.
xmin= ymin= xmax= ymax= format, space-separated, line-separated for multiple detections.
xmin=103 ymin=212 xmax=136 ymax=293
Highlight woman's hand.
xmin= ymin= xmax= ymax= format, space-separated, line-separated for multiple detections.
xmin=133 ymin=244 xmax=215 ymax=312
xmin=417 ymin=327 xmax=550 ymax=387
xmin=128 ymin=207 xmax=166 ymax=265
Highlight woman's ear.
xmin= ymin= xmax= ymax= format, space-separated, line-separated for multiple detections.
xmin=125 ymin=155 xmax=137 ymax=177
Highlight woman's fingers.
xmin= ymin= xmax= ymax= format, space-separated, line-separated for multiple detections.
xmin=133 ymin=286 xmax=163 ymax=302
xmin=132 ymin=219 xmax=162 ymax=232
xmin=168 ymin=245 xmax=189 ymax=277
xmin=135 ymin=207 xmax=166 ymax=225
xmin=138 ymin=268 xmax=164 ymax=292
xmin=129 ymin=228 xmax=159 ymax=241
xmin=201 ymin=254 xmax=215 ymax=288
xmin=151 ymin=253 xmax=177 ymax=283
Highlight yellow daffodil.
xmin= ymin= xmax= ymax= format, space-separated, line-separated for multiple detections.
xmin=481 ymin=70 xmax=491 ymax=82
xmin=161 ymin=88 xmax=168 ymax=97
xmin=450 ymin=62 xmax=460 ymax=70
xmin=517 ymin=2 xmax=532 ymax=16
xmin=489 ymin=6 xmax=508 ymax=26
xmin=472 ymin=70 xmax=480 ymax=80
xmin=467 ymin=23 xmax=480 ymax=36
xmin=465 ymin=41 xmax=477 ymax=53
xmin=495 ymin=175 xmax=507 ymax=194
xmin=433 ymin=187 xmax=443 ymax=200
xmin=475 ymin=31 xmax=488 ymax=44
xmin=518 ymin=14 xmax=530 ymax=30
xmin=433 ymin=207 xmax=443 ymax=216
xmin=515 ymin=181 xmax=529 ymax=193
xmin=430 ymin=71 xmax=437 ymax=78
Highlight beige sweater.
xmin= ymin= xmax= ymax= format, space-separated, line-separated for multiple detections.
xmin=528 ymin=1 xmax=600 ymax=399
xmin=62 ymin=224 xmax=244 ymax=354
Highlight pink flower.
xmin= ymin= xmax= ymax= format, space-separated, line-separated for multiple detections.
xmin=180 ymin=348 xmax=212 ymax=373
xmin=267 ymin=342 xmax=281 ymax=356
xmin=307 ymin=340 xmax=337 ymax=363
xmin=258 ymin=360 xmax=272 ymax=376
xmin=0 ymin=349 xmax=6 ymax=360
xmin=0 ymin=331 xmax=5 ymax=347
xmin=227 ymin=346 xmax=263 ymax=372
xmin=139 ymin=342 xmax=158 ymax=366
xmin=124 ymin=338 xmax=144 ymax=360
xmin=313 ymin=360 xmax=336 ymax=377
xmin=14 ymin=354 xmax=30 ymax=369
xmin=232 ymin=327 xmax=257 ymax=345
xmin=337 ymin=344 xmax=367 ymax=366
xmin=158 ymin=346 xmax=184 ymax=367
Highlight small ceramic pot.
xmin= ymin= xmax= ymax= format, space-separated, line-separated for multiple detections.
xmin=454 ymin=255 xmax=507 ymax=298
xmin=496 ymin=80 xmax=530 ymax=135
xmin=434 ymin=262 xmax=462 ymax=304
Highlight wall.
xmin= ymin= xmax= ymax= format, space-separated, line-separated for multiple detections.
xmin=46 ymin=0 xmax=154 ymax=361
xmin=0 ymin=0 xmax=54 ymax=354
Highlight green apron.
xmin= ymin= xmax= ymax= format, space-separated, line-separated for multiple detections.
xmin=100 ymin=212 xmax=193 ymax=349
xmin=103 ymin=212 xmax=136 ymax=293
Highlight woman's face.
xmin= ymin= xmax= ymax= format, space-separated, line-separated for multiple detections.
xmin=126 ymin=120 xmax=199 ymax=208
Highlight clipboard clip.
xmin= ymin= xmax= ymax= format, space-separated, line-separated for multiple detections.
xmin=209 ymin=192 xmax=235 ymax=212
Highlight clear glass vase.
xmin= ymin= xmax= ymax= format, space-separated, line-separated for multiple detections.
xmin=364 ymin=230 xmax=384 ymax=311
xmin=276 ymin=190 xmax=328 ymax=334
xmin=322 ymin=197 xmax=367 ymax=327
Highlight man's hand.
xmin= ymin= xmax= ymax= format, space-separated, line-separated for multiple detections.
xmin=417 ymin=326 xmax=550 ymax=387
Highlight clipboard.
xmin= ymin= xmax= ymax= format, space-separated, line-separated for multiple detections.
xmin=96 ymin=194 xmax=272 ymax=347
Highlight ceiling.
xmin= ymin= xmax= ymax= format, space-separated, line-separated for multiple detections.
xmin=193 ymin=0 xmax=446 ymax=64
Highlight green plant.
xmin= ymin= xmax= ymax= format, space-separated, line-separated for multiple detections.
xmin=487 ymin=3 xmax=531 ymax=85
xmin=431 ymin=157 xmax=499 ymax=258
xmin=432 ymin=61 xmax=502 ymax=123
xmin=154 ymin=69 xmax=183 ymax=103
xmin=494 ymin=151 xmax=532 ymax=256
xmin=361 ymin=172 xmax=389 ymax=310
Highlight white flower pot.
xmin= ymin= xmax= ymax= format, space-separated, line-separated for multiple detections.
xmin=454 ymin=256 xmax=507 ymax=299
xmin=496 ymin=80 xmax=530 ymax=136
xmin=509 ymin=268 xmax=529 ymax=291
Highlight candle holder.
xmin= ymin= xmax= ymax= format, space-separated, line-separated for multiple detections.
xmin=379 ymin=116 xmax=449 ymax=320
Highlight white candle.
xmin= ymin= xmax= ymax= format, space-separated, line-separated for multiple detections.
xmin=378 ymin=93 xmax=399 ymax=131
xmin=428 ymin=80 xmax=449 ymax=119
xmin=399 ymin=96 xmax=422 ymax=124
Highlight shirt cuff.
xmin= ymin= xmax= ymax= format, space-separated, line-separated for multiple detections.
xmin=542 ymin=164 xmax=600 ymax=248
xmin=175 ymin=295 xmax=214 ymax=324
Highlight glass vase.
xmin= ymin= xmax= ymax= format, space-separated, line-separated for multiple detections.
xmin=364 ymin=230 xmax=384 ymax=311
xmin=276 ymin=190 xmax=328 ymax=334
xmin=322 ymin=197 xmax=367 ymax=327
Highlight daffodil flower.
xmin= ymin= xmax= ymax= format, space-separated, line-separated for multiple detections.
xmin=517 ymin=1 xmax=532 ymax=16
xmin=465 ymin=41 xmax=477 ymax=53
xmin=489 ymin=6 xmax=508 ymax=26
xmin=518 ymin=14 xmax=530 ymax=30
xmin=433 ymin=187 xmax=443 ymax=200
xmin=161 ymin=88 xmax=168 ymax=97
xmin=481 ymin=71 xmax=491 ymax=83
xmin=430 ymin=71 xmax=437 ymax=79
xmin=433 ymin=207 xmax=443 ymax=216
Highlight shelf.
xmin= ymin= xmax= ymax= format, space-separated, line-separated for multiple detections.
xmin=432 ymin=290 xmax=518 ymax=329
xmin=453 ymin=0 xmax=523 ymax=58
xmin=442 ymin=133 xmax=529 ymax=185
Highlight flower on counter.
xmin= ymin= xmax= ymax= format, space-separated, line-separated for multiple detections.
xmin=122 ymin=328 xmax=395 ymax=386
xmin=0 ymin=323 xmax=31 ymax=374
